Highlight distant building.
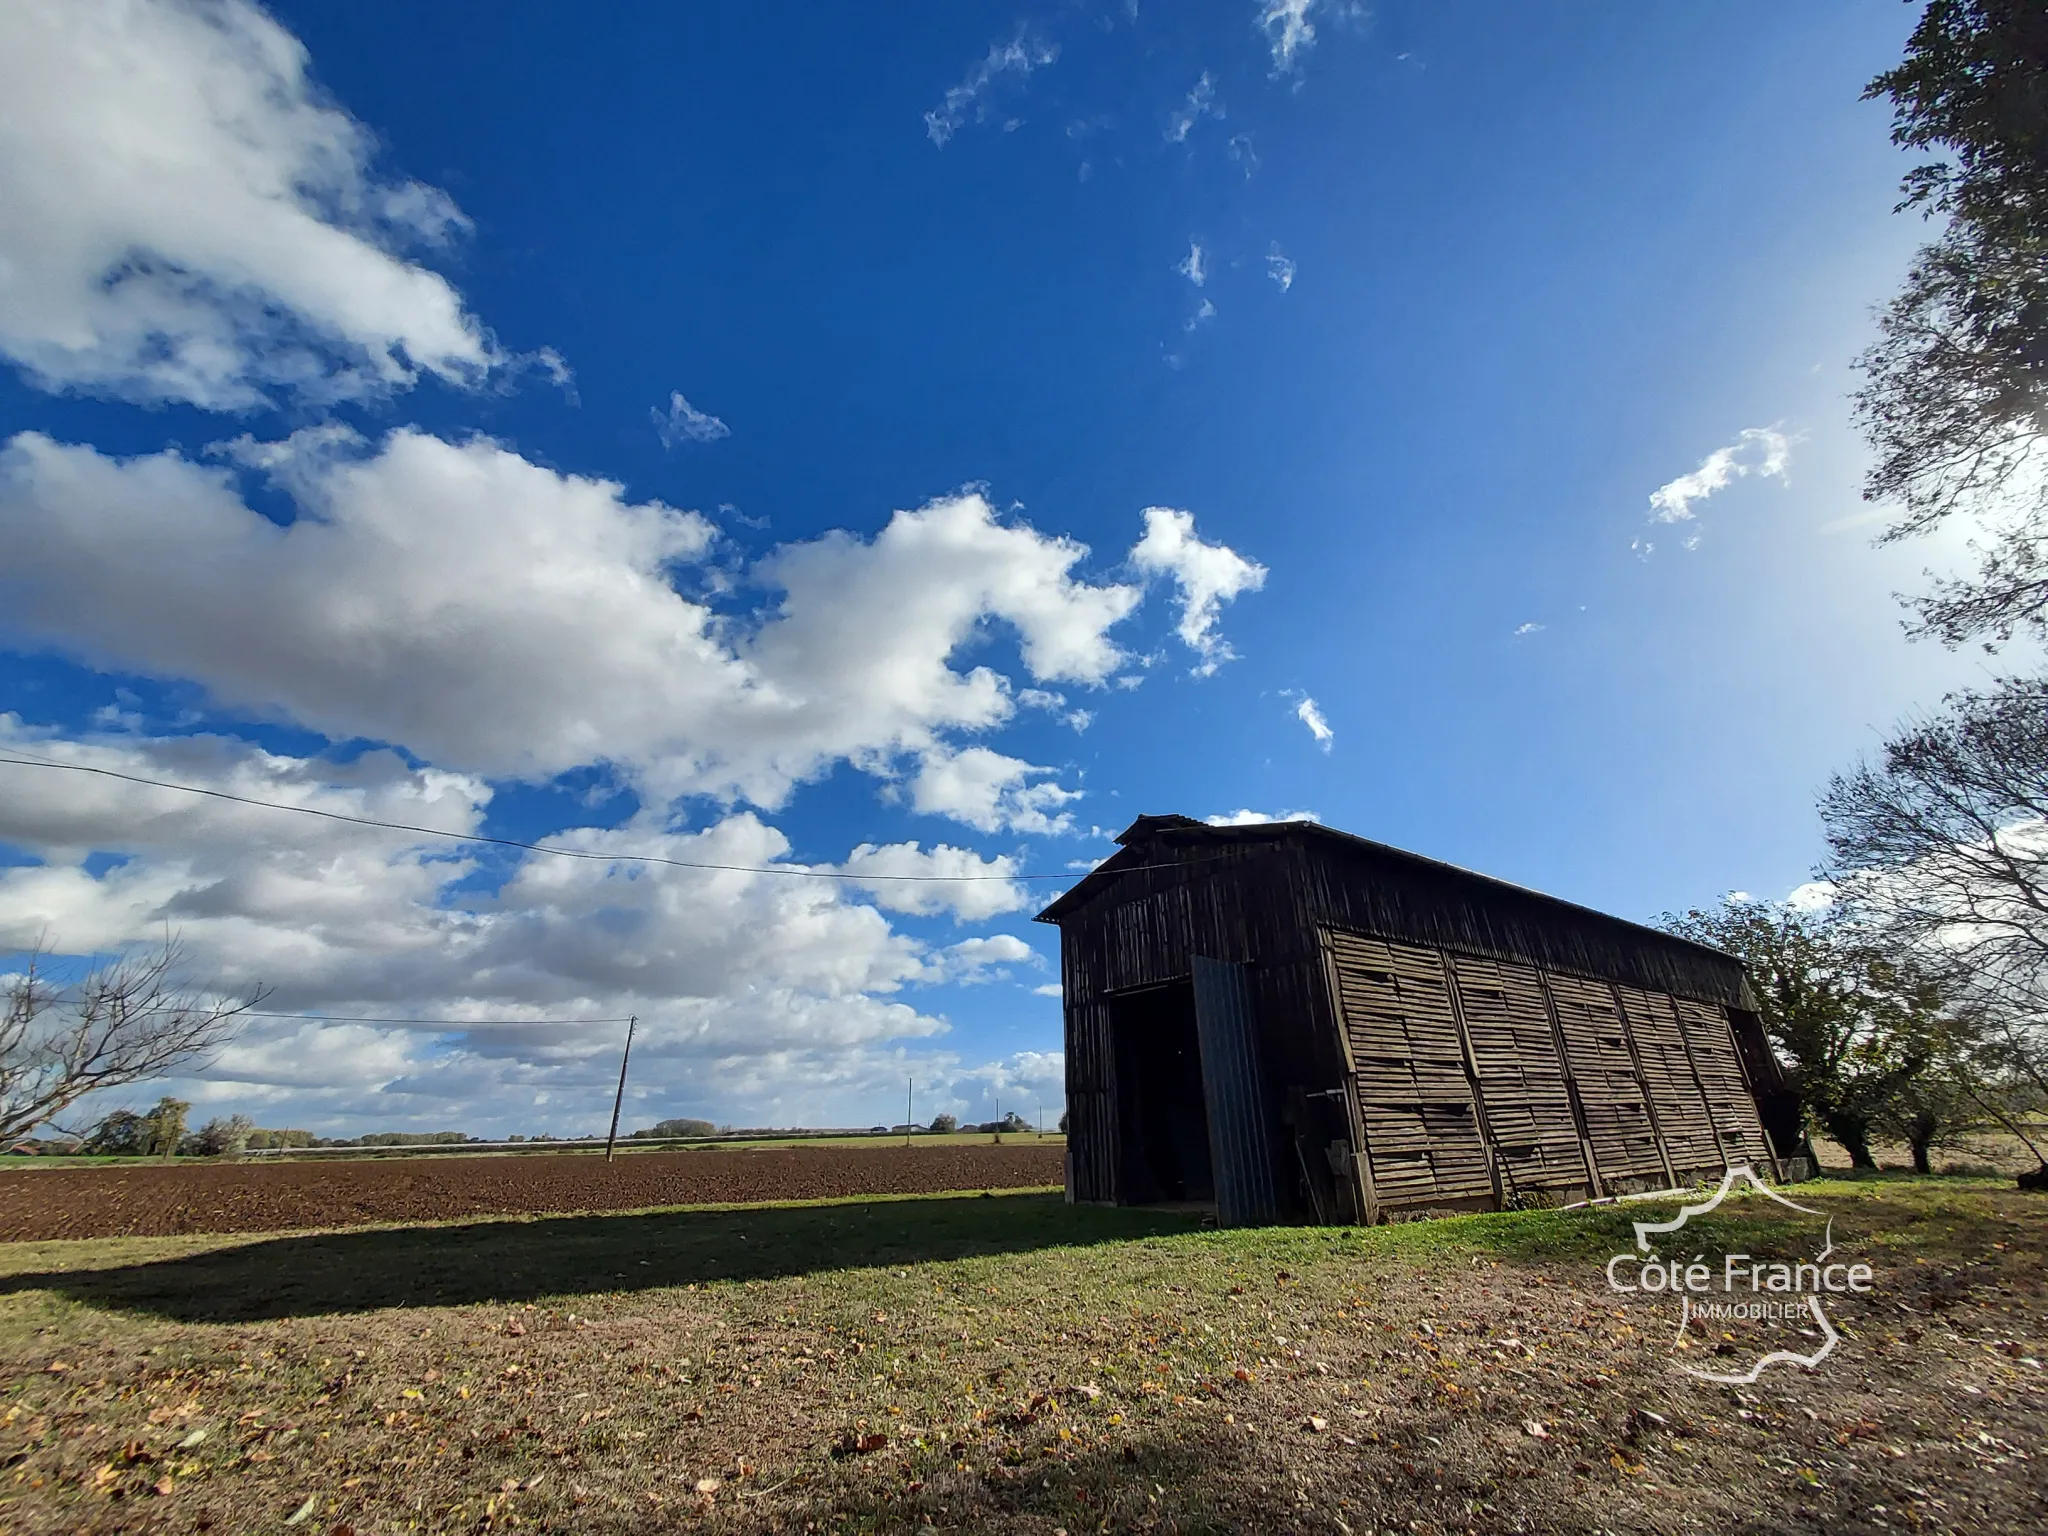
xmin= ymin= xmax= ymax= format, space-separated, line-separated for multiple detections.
xmin=1036 ymin=815 xmax=1796 ymax=1227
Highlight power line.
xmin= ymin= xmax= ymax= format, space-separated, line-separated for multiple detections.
xmin=0 ymin=752 xmax=1064 ymax=882
xmin=237 ymin=1009 xmax=637 ymax=1026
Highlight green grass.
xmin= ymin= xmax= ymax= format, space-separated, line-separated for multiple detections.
xmin=0 ymin=1173 xmax=2037 ymax=1535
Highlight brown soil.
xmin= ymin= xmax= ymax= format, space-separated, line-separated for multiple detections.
xmin=0 ymin=1143 xmax=1064 ymax=1240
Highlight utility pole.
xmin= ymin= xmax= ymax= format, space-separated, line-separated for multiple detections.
xmin=905 ymin=1077 xmax=913 ymax=1147
xmin=604 ymin=1015 xmax=637 ymax=1163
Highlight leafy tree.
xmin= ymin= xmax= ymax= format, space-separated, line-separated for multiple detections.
xmin=1660 ymin=899 xmax=1949 ymax=1169
xmin=927 ymin=1113 xmax=958 ymax=1134
xmin=193 ymin=1113 xmax=254 ymax=1157
xmin=244 ymin=1128 xmax=314 ymax=1150
xmin=83 ymin=1108 xmax=149 ymax=1156
xmin=1058 ymin=1110 xmax=1069 ymax=1134
xmin=630 ymin=1117 xmax=716 ymax=1139
xmin=142 ymin=1097 xmax=190 ymax=1160
xmin=0 ymin=938 xmax=261 ymax=1147
xmin=1856 ymin=2 xmax=2048 ymax=647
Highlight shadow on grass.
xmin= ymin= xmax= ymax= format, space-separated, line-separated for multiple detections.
xmin=0 ymin=1193 xmax=1203 ymax=1324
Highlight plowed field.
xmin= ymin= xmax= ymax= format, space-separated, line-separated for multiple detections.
xmin=0 ymin=1143 xmax=1065 ymax=1240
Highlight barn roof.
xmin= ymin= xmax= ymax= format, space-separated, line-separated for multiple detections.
xmin=1034 ymin=812 xmax=1737 ymax=969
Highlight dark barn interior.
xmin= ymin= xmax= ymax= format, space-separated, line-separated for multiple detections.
xmin=1037 ymin=815 xmax=1797 ymax=1227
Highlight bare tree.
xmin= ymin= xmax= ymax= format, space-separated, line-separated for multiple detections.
xmin=0 ymin=939 xmax=263 ymax=1147
xmin=1820 ymin=676 xmax=2048 ymax=1022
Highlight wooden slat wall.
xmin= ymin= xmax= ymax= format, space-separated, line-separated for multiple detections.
xmin=1444 ymin=956 xmax=1590 ymax=1192
xmin=1672 ymin=995 xmax=1777 ymax=1168
xmin=1327 ymin=932 xmax=1493 ymax=1210
xmin=1539 ymin=972 xmax=1668 ymax=1183
xmin=1612 ymin=985 xmax=1723 ymax=1177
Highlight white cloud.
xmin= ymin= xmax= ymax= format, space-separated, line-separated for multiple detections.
xmin=906 ymin=747 xmax=1082 ymax=836
xmin=1183 ymin=298 xmax=1218 ymax=333
xmin=1166 ymin=73 xmax=1222 ymax=143
xmin=0 ymin=720 xmax=1091 ymax=1133
xmin=1128 ymin=507 xmax=1268 ymax=674
xmin=926 ymin=29 xmax=1058 ymax=147
xmin=833 ymin=841 xmax=1029 ymax=922
xmin=1267 ymin=245 xmax=1297 ymax=292
xmin=1204 ymin=808 xmax=1320 ymax=826
xmin=1512 ymin=621 xmax=1545 ymax=638
xmin=0 ymin=433 xmax=1157 ymax=823
xmin=1176 ymin=242 xmax=1208 ymax=287
xmin=0 ymin=0 xmax=491 ymax=409
xmin=653 ymin=392 xmax=730 ymax=447
xmin=1033 ymin=983 xmax=1064 ymax=997
xmin=1645 ymin=426 xmax=1794 ymax=534
xmin=1259 ymin=0 xmax=1319 ymax=73
xmin=1290 ymin=693 xmax=1334 ymax=750
xmin=1017 ymin=689 xmax=1092 ymax=733
xmin=930 ymin=933 xmax=1037 ymax=985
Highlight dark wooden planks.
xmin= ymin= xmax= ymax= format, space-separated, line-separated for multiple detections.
xmin=1542 ymin=972 xmax=1668 ymax=1184
xmin=1672 ymin=995 xmax=1777 ymax=1169
xmin=1613 ymin=985 xmax=1724 ymax=1178
xmin=1327 ymin=932 xmax=1493 ymax=1210
xmin=1444 ymin=955 xmax=1590 ymax=1192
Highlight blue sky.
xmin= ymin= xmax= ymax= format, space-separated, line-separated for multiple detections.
xmin=0 ymin=1 xmax=2009 ymax=1136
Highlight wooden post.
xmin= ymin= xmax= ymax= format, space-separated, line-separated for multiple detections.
xmin=905 ymin=1078 xmax=913 ymax=1147
xmin=604 ymin=1015 xmax=637 ymax=1163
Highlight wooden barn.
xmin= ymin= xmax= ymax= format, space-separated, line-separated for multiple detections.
xmin=1035 ymin=815 xmax=1797 ymax=1227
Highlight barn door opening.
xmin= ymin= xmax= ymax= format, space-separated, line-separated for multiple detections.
xmin=1109 ymin=981 xmax=1215 ymax=1205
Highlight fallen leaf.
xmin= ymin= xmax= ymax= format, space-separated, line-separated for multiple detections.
xmin=177 ymin=1428 xmax=208 ymax=1448
xmin=1305 ymin=1416 xmax=1328 ymax=1433
xmin=695 ymin=1477 xmax=721 ymax=1494
xmin=284 ymin=1495 xmax=318 ymax=1526
xmin=1524 ymin=1421 xmax=1550 ymax=1440
xmin=152 ymin=1477 xmax=175 ymax=1497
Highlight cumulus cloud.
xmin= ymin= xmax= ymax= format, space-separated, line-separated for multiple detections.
xmin=1643 ymin=426 xmax=1793 ymax=548
xmin=929 ymin=933 xmax=1038 ymax=985
xmin=926 ymin=28 xmax=1057 ymax=147
xmin=1166 ymin=73 xmax=1222 ymax=143
xmin=1176 ymin=242 xmax=1208 ymax=287
xmin=0 ymin=0 xmax=491 ymax=409
xmin=653 ymin=392 xmax=730 ymax=447
xmin=1259 ymin=0 xmax=1318 ymax=72
xmin=1267 ymin=245 xmax=1297 ymax=292
xmin=0 ymin=432 xmax=1163 ymax=819
xmin=0 ymin=720 xmax=1087 ymax=1133
xmin=905 ymin=747 xmax=1082 ymax=836
xmin=1204 ymin=808 xmax=1320 ymax=826
xmin=1129 ymin=507 xmax=1268 ymax=674
xmin=832 ymin=841 xmax=1029 ymax=922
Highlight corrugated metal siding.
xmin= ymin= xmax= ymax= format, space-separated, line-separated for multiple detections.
xmin=1191 ymin=958 xmax=1281 ymax=1227
xmin=1443 ymin=955 xmax=1591 ymax=1194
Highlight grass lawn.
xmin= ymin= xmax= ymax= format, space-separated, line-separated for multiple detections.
xmin=0 ymin=1175 xmax=2040 ymax=1533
